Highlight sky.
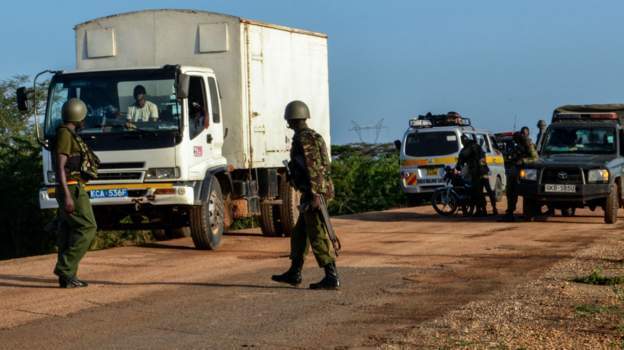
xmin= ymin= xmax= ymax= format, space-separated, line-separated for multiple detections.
xmin=2 ymin=0 xmax=624 ymax=144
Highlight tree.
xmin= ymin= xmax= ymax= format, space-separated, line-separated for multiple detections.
xmin=0 ymin=76 xmax=55 ymax=259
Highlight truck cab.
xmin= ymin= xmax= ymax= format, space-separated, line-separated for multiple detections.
xmin=517 ymin=105 xmax=624 ymax=223
xmin=398 ymin=114 xmax=506 ymax=204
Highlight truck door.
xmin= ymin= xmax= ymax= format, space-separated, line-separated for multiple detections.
xmin=186 ymin=74 xmax=223 ymax=179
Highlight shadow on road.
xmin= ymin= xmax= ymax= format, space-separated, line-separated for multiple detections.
xmin=0 ymin=274 xmax=296 ymax=290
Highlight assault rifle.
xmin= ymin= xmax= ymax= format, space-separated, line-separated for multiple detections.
xmin=282 ymin=159 xmax=342 ymax=256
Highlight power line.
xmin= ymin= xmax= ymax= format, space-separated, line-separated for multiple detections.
xmin=349 ymin=119 xmax=387 ymax=144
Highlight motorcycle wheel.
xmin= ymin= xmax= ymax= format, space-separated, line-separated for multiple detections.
xmin=432 ymin=189 xmax=459 ymax=216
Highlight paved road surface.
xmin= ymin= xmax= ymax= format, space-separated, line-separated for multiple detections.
xmin=0 ymin=205 xmax=619 ymax=349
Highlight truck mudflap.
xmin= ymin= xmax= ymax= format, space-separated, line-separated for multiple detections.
xmin=517 ymin=182 xmax=611 ymax=202
xmin=39 ymin=183 xmax=196 ymax=209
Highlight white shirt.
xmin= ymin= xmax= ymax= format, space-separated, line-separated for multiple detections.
xmin=127 ymin=101 xmax=159 ymax=122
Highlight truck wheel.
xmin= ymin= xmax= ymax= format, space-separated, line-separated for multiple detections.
xmin=151 ymin=227 xmax=190 ymax=240
xmin=495 ymin=176 xmax=504 ymax=202
xmin=260 ymin=203 xmax=282 ymax=237
xmin=523 ymin=198 xmax=538 ymax=221
xmin=279 ymin=180 xmax=300 ymax=237
xmin=605 ymin=184 xmax=618 ymax=224
xmin=190 ymin=177 xmax=225 ymax=249
xmin=151 ymin=229 xmax=168 ymax=241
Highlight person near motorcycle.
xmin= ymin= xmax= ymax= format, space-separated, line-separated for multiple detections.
xmin=455 ymin=135 xmax=488 ymax=216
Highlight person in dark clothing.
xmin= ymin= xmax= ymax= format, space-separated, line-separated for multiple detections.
xmin=455 ymin=135 xmax=487 ymax=216
xmin=501 ymin=132 xmax=539 ymax=222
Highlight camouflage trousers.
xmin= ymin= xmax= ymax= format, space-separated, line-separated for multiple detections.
xmin=290 ymin=209 xmax=335 ymax=268
xmin=54 ymin=184 xmax=97 ymax=279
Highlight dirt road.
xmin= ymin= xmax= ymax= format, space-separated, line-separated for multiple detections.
xmin=0 ymin=205 xmax=620 ymax=349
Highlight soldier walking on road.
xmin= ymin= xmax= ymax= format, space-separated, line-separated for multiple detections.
xmin=501 ymin=132 xmax=538 ymax=222
xmin=53 ymin=98 xmax=99 ymax=288
xmin=271 ymin=100 xmax=340 ymax=290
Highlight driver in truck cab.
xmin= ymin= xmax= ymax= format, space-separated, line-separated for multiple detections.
xmin=126 ymin=85 xmax=159 ymax=125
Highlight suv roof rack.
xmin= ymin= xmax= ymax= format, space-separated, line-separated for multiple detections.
xmin=553 ymin=104 xmax=624 ymax=124
xmin=412 ymin=113 xmax=472 ymax=128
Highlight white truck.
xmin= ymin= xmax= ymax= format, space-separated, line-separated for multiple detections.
xmin=18 ymin=9 xmax=331 ymax=249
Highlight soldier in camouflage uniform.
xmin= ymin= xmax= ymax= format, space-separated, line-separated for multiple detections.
xmin=271 ymin=100 xmax=340 ymax=290
xmin=53 ymin=98 xmax=98 ymax=288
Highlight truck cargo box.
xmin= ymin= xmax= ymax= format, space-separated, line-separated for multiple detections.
xmin=74 ymin=9 xmax=331 ymax=169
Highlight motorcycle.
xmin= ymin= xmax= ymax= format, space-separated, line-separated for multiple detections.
xmin=431 ymin=166 xmax=476 ymax=217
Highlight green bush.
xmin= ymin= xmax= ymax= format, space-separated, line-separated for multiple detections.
xmin=329 ymin=152 xmax=406 ymax=215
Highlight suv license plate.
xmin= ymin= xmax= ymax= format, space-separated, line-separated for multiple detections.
xmin=90 ymin=189 xmax=129 ymax=199
xmin=544 ymin=184 xmax=576 ymax=193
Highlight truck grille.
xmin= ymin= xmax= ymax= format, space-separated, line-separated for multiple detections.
xmin=541 ymin=168 xmax=583 ymax=184
xmin=99 ymin=162 xmax=145 ymax=170
xmin=97 ymin=172 xmax=143 ymax=181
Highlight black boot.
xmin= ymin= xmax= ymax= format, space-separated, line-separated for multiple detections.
xmin=309 ymin=263 xmax=340 ymax=290
xmin=59 ymin=276 xmax=88 ymax=289
xmin=271 ymin=259 xmax=303 ymax=286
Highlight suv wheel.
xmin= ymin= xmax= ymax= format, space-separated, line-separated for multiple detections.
xmin=605 ymin=184 xmax=618 ymax=224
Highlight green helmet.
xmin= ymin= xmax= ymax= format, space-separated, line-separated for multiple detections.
xmin=62 ymin=98 xmax=87 ymax=123
xmin=284 ymin=100 xmax=310 ymax=120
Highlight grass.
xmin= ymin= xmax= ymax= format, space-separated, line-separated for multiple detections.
xmin=572 ymin=269 xmax=624 ymax=286
xmin=574 ymin=304 xmax=614 ymax=316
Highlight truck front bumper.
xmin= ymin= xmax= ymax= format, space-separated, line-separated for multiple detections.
xmin=39 ymin=183 xmax=197 ymax=209
xmin=517 ymin=182 xmax=610 ymax=203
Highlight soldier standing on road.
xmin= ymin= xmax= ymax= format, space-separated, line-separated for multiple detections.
xmin=272 ymin=100 xmax=340 ymax=290
xmin=53 ymin=98 xmax=98 ymax=288
xmin=455 ymin=135 xmax=488 ymax=216
xmin=501 ymin=132 xmax=539 ymax=222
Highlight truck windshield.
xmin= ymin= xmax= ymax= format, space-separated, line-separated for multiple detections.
xmin=405 ymin=131 xmax=459 ymax=157
xmin=45 ymin=69 xmax=181 ymax=139
xmin=542 ymin=126 xmax=616 ymax=155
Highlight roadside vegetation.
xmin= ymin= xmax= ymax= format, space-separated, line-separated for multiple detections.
xmin=0 ymin=76 xmax=406 ymax=260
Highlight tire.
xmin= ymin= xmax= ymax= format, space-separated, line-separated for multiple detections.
xmin=431 ymin=189 xmax=458 ymax=216
xmin=151 ymin=227 xmax=190 ymax=240
xmin=279 ymin=179 xmax=300 ymax=237
xmin=605 ymin=184 xmax=618 ymax=224
xmin=151 ymin=229 xmax=168 ymax=241
xmin=260 ymin=203 xmax=282 ymax=237
xmin=190 ymin=177 xmax=225 ymax=250
xmin=494 ymin=176 xmax=504 ymax=202
xmin=523 ymin=198 xmax=538 ymax=221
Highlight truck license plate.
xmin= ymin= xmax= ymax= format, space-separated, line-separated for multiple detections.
xmin=544 ymin=184 xmax=576 ymax=193
xmin=426 ymin=168 xmax=439 ymax=176
xmin=90 ymin=189 xmax=128 ymax=199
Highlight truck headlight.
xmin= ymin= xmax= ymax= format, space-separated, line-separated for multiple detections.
xmin=145 ymin=167 xmax=180 ymax=180
xmin=587 ymin=169 xmax=609 ymax=183
xmin=519 ymin=168 xmax=537 ymax=181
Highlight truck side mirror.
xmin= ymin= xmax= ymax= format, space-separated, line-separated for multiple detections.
xmin=16 ymin=87 xmax=29 ymax=112
xmin=394 ymin=139 xmax=401 ymax=151
xmin=176 ymin=73 xmax=190 ymax=99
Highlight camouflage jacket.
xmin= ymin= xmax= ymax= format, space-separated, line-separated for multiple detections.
xmin=290 ymin=127 xmax=334 ymax=199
